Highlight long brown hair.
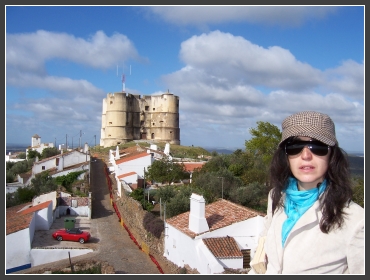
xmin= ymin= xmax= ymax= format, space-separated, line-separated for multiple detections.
xmin=269 ymin=138 xmax=353 ymax=233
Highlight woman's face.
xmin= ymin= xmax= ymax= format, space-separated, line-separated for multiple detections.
xmin=287 ymin=136 xmax=330 ymax=191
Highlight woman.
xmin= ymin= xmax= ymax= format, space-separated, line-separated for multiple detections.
xmin=250 ymin=111 xmax=364 ymax=274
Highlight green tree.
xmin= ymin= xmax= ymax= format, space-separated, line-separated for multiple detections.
xmin=27 ymin=149 xmax=41 ymax=160
xmin=165 ymin=187 xmax=193 ymax=218
xmin=30 ymin=171 xmax=58 ymax=195
xmin=6 ymin=158 xmax=34 ymax=183
xmin=245 ymin=121 xmax=281 ymax=165
xmin=245 ymin=121 xmax=281 ymax=186
xmin=54 ymin=171 xmax=85 ymax=191
xmin=229 ymin=182 xmax=267 ymax=212
xmin=154 ymin=185 xmax=177 ymax=203
xmin=41 ymin=147 xmax=59 ymax=159
xmin=145 ymin=157 xmax=188 ymax=184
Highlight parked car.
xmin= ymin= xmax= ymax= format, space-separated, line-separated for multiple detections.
xmin=52 ymin=228 xmax=91 ymax=244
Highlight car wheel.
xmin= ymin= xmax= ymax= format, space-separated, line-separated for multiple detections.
xmin=57 ymin=236 xmax=62 ymax=241
xmin=79 ymin=238 xmax=85 ymax=244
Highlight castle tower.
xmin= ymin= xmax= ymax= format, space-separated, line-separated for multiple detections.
xmin=100 ymin=90 xmax=180 ymax=148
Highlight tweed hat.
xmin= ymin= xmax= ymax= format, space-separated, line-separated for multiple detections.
xmin=279 ymin=111 xmax=338 ymax=146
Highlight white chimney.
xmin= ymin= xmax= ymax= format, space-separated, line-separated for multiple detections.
xmin=115 ymin=146 xmax=120 ymax=160
xmin=189 ymin=193 xmax=209 ymax=234
xmin=164 ymin=142 xmax=170 ymax=156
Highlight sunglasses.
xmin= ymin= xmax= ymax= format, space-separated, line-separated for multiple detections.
xmin=285 ymin=140 xmax=330 ymax=156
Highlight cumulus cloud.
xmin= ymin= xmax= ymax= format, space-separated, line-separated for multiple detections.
xmin=160 ymin=30 xmax=363 ymax=149
xmin=147 ymin=6 xmax=338 ymax=27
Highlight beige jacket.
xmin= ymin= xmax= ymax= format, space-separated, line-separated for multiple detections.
xmin=250 ymin=191 xmax=364 ymax=274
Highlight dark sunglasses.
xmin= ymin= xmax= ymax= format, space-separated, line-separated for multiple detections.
xmin=285 ymin=140 xmax=330 ymax=156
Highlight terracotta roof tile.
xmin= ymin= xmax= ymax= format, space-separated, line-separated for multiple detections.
xmin=118 ymin=171 xmax=137 ymax=179
xmin=203 ymin=236 xmax=243 ymax=258
xmin=116 ymin=152 xmax=150 ymax=164
xmin=181 ymin=162 xmax=206 ymax=172
xmin=6 ymin=201 xmax=52 ymax=235
xmin=166 ymin=199 xmax=265 ymax=239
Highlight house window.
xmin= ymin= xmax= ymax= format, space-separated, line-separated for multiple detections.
xmin=42 ymin=166 xmax=45 ymax=170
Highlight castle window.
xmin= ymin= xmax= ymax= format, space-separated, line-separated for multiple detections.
xmin=153 ymin=123 xmax=155 ymax=126
xmin=109 ymin=122 xmax=112 ymax=125
xmin=110 ymin=101 xmax=113 ymax=104
xmin=145 ymin=106 xmax=149 ymax=111
xmin=141 ymin=121 xmax=144 ymax=126
xmin=153 ymin=108 xmax=155 ymax=111
xmin=108 ymin=134 xmax=111 ymax=137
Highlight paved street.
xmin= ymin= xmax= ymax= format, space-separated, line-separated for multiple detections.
xmin=28 ymin=157 xmax=166 ymax=274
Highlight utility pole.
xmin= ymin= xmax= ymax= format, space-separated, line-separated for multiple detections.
xmin=65 ymin=134 xmax=67 ymax=150
xmin=79 ymin=130 xmax=82 ymax=149
xmin=94 ymin=135 xmax=96 ymax=147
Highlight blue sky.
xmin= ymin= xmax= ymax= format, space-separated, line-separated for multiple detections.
xmin=6 ymin=6 xmax=364 ymax=153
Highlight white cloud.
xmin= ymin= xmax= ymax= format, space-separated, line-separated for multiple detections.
xmin=147 ymin=6 xmax=338 ymax=27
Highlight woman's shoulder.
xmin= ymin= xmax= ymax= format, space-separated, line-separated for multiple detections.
xmin=347 ymin=200 xmax=364 ymax=212
xmin=343 ymin=201 xmax=364 ymax=222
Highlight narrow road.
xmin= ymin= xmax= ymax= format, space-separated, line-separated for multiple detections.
xmin=89 ymin=157 xmax=164 ymax=274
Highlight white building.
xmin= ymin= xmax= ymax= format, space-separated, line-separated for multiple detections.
xmin=109 ymin=145 xmax=166 ymax=197
xmin=6 ymin=191 xmax=92 ymax=274
xmin=6 ymin=200 xmax=54 ymax=273
xmin=31 ymin=149 xmax=90 ymax=176
xmin=164 ymin=193 xmax=265 ymax=274
xmin=26 ymin=134 xmax=54 ymax=158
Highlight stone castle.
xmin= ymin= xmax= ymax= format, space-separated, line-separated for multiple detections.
xmin=100 ymin=90 xmax=180 ymax=148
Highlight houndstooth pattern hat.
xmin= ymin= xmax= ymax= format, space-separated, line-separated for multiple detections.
xmin=279 ymin=111 xmax=338 ymax=146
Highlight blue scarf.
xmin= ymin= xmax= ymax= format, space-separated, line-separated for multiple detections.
xmin=281 ymin=177 xmax=327 ymax=247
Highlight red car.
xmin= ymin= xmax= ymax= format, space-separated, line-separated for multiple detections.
xmin=52 ymin=228 xmax=91 ymax=244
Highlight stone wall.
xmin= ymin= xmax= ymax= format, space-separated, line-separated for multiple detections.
xmin=107 ymin=173 xmax=187 ymax=274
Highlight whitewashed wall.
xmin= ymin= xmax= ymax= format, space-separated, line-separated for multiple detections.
xmin=6 ymin=220 xmax=35 ymax=273
xmin=164 ymin=215 xmax=265 ymax=274
xmin=30 ymin=248 xmax=93 ymax=267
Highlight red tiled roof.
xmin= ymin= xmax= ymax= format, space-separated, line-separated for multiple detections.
xmin=166 ymin=199 xmax=265 ymax=239
xmin=6 ymin=201 xmax=52 ymax=235
xmin=116 ymin=151 xmax=150 ymax=164
xmin=181 ymin=162 xmax=206 ymax=172
xmin=118 ymin=171 xmax=137 ymax=179
xmin=6 ymin=203 xmax=34 ymax=235
xmin=203 ymin=236 xmax=243 ymax=258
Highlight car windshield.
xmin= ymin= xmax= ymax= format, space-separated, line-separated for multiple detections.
xmin=67 ymin=228 xmax=82 ymax=234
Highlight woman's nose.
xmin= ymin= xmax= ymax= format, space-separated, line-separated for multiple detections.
xmin=301 ymin=146 xmax=313 ymax=159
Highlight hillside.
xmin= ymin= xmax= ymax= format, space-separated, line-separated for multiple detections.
xmin=92 ymin=142 xmax=364 ymax=177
